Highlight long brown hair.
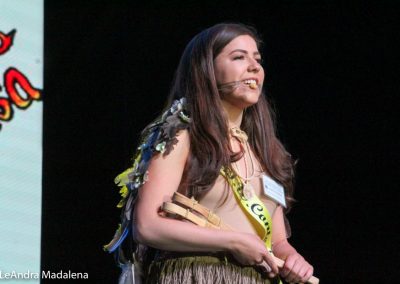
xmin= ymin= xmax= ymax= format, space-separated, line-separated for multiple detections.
xmin=164 ymin=23 xmax=295 ymax=210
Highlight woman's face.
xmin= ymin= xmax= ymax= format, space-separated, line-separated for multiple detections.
xmin=214 ymin=35 xmax=264 ymax=109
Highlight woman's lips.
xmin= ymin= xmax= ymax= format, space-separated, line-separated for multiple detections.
xmin=242 ymin=79 xmax=258 ymax=89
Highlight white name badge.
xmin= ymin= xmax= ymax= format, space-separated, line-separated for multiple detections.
xmin=262 ymin=174 xmax=287 ymax=208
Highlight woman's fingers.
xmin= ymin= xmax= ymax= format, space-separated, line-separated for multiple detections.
xmin=301 ymin=265 xmax=314 ymax=283
xmin=280 ymin=254 xmax=296 ymax=278
xmin=262 ymin=252 xmax=279 ymax=278
xmin=256 ymin=257 xmax=264 ymax=265
xmin=280 ymin=253 xmax=313 ymax=283
xmin=296 ymin=265 xmax=310 ymax=283
xmin=259 ymin=260 xmax=271 ymax=273
xmin=285 ymin=257 xmax=302 ymax=283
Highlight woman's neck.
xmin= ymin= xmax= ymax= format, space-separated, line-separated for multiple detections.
xmin=221 ymin=100 xmax=244 ymax=129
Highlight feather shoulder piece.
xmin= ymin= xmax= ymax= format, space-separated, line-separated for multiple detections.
xmin=104 ymin=98 xmax=190 ymax=263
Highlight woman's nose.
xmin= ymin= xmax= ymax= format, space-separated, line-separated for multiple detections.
xmin=248 ymin=59 xmax=261 ymax=72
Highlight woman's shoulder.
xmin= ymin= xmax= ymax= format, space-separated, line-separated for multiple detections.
xmin=169 ymin=129 xmax=190 ymax=157
xmin=152 ymin=128 xmax=190 ymax=164
xmin=176 ymin=128 xmax=190 ymax=142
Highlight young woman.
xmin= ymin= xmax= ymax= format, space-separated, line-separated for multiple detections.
xmin=106 ymin=23 xmax=314 ymax=284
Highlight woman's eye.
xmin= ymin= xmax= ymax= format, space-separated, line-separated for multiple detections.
xmin=256 ymin=58 xmax=263 ymax=64
xmin=233 ymin=55 xmax=244 ymax=60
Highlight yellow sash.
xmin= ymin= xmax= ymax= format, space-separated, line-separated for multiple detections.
xmin=220 ymin=166 xmax=273 ymax=249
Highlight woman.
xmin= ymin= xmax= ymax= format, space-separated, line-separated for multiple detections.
xmin=106 ymin=23 xmax=314 ymax=284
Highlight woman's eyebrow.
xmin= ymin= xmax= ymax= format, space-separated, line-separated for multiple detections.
xmin=229 ymin=49 xmax=261 ymax=56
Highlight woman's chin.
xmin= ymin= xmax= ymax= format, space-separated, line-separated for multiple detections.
xmin=235 ymin=100 xmax=258 ymax=110
xmin=220 ymin=92 xmax=260 ymax=110
xmin=241 ymin=94 xmax=260 ymax=107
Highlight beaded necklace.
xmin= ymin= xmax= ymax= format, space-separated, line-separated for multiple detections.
xmin=230 ymin=126 xmax=256 ymax=199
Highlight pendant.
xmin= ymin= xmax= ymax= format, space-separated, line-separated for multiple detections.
xmin=230 ymin=127 xmax=248 ymax=143
xmin=243 ymin=182 xmax=254 ymax=199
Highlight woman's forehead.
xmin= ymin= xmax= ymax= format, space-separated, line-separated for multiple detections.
xmin=221 ymin=35 xmax=259 ymax=54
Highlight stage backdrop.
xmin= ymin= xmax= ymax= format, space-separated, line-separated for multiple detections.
xmin=0 ymin=0 xmax=43 ymax=282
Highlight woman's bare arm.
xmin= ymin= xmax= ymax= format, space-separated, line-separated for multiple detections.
xmin=135 ymin=130 xmax=237 ymax=251
xmin=272 ymin=206 xmax=314 ymax=283
xmin=271 ymin=206 xmax=297 ymax=257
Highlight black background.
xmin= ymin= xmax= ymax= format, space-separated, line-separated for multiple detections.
xmin=42 ymin=1 xmax=398 ymax=283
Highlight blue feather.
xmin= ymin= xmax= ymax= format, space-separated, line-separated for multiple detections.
xmin=108 ymin=226 xmax=130 ymax=253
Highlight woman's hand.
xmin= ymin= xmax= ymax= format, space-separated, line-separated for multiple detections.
xmin=279 ymin=252 xmax=313 ymax=284
xmin=229 ymin=232 xmax=279 ymax=278
xmin=271 ymin=206 xmax=314 ymax=283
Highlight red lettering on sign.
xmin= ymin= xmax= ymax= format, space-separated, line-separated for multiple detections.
xmin=0 ymin=90 xmax=13 ymax=130
xmin=0 ymin=30 xmax=42 ymax=132
xmin=5 ymin=67 xmax=42 ymax=109
xmin=0 ymin=97 xmax=13 ymax=121
xmin=0 ymin=29 xmax=16 ymax=55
